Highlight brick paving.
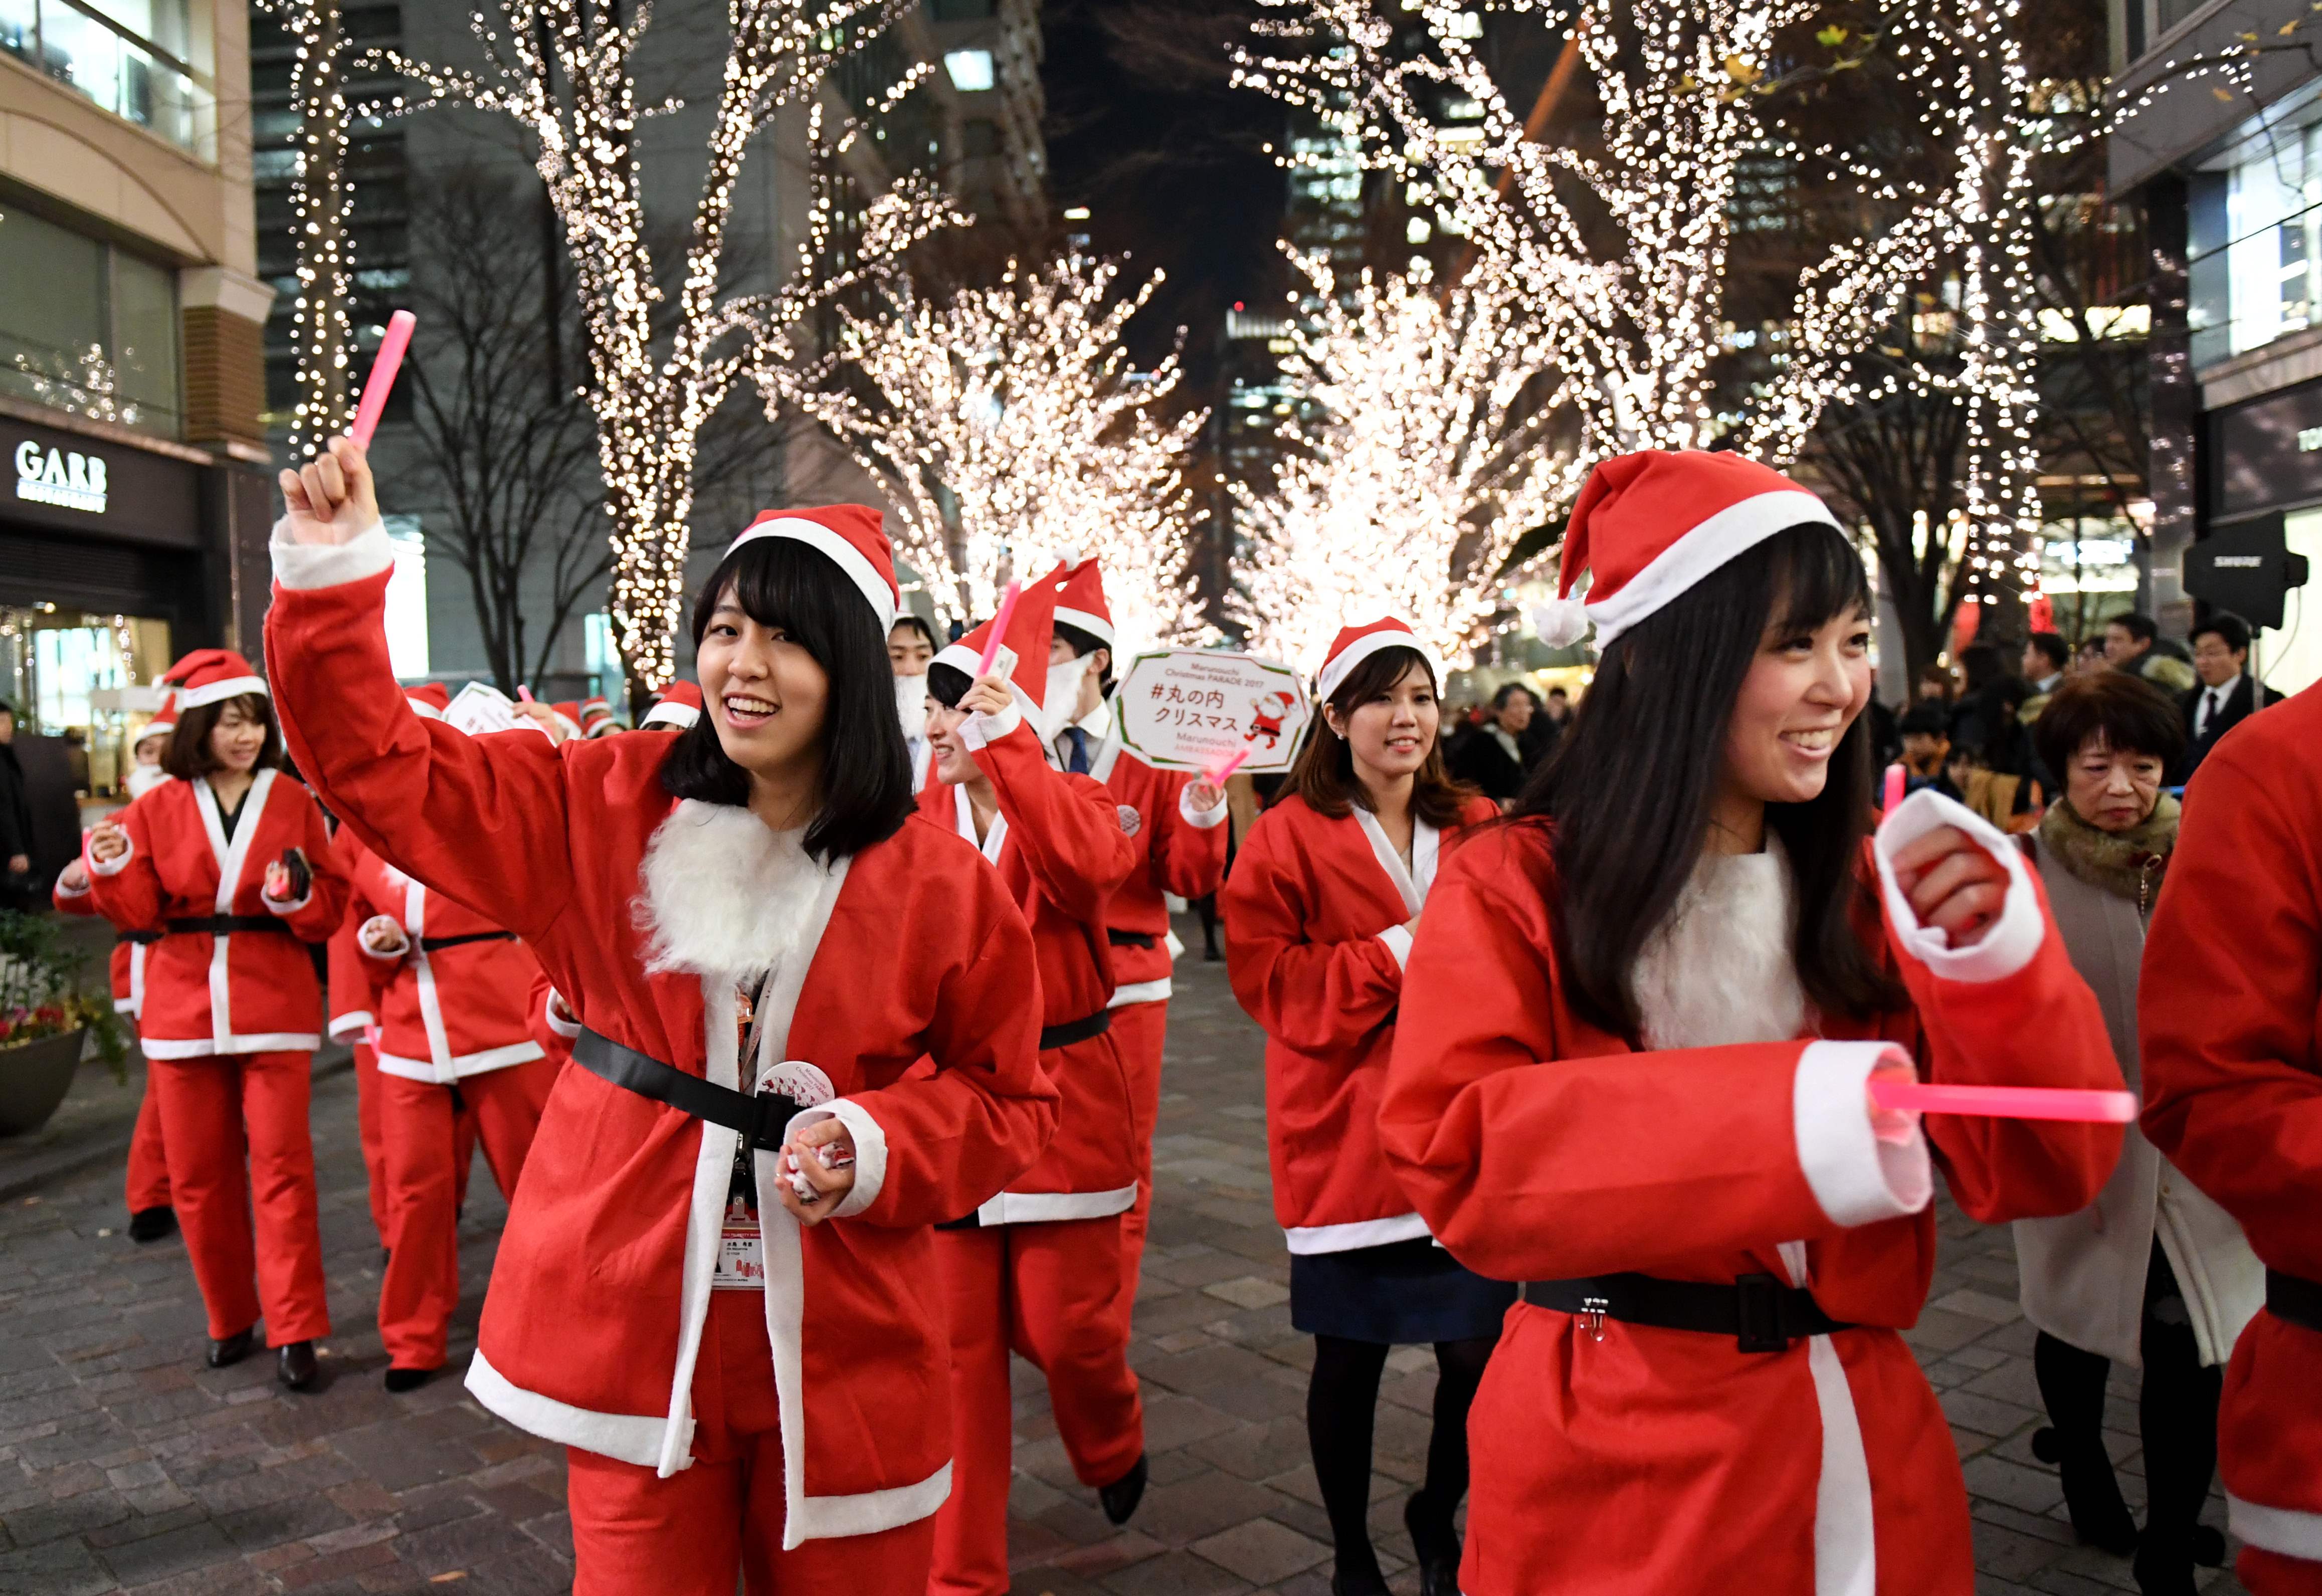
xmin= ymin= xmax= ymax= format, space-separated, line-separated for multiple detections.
xmin=0 ymin=915 xmax=2250 ymax=1594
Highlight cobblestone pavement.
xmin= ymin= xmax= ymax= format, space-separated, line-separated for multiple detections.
xmin=0 ymin=918 xmax=2250 ymax=1595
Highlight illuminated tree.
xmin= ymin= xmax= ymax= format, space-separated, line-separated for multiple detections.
xmin=803 ymin=254 xmax=1210 ymax=657
xmin=361 ymin=0 xmax=957 ymax=689
xmin=1228 ymin=254 xmax=1579 ymax=673
xmin=254 ymin=0 xmax=357 ymax=456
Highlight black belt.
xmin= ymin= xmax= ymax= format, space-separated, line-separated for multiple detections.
xmin=2268 ymin=1269 xmax=2322 ymax=1334
xmin=117 ymin=929 xmax=161 ymax=946
xmin=420 ymin=931 xmax=517 ymax=952
xmin=571 ymin=1026 xmax=807 ymax=1152
xmin=1039 ymin=1009 xmax=1111 ymax=1051
xmin=1106 ymin=929 xmax=1156 ymax=950
xmin=164 ymin=915 xmax=293 ymax=936
xmin=1522 ymin=1273 xmax=1855 ymax=1353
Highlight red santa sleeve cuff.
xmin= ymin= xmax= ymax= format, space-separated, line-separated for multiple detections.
xmin=542 ymin=988 xmax=582 ymax=1041
xmin=327 ymin=1010 xmax=373 ymax=1042
xmin=88 ymin=837 xmax=134 ymax=876
xmin=782 ymin=1097 xmax=888 ymax=1220
xmin=961 ymin=702 xmax=1025 ymax=749
xmin=1376 ymin=923 xmax=1414 ymax=970
xmin=1872 ymin=788 xmax=2043 ymax=983
xmin=1793 ymin=1040 xmax=1932 ymax=1227
xmin=1179 ymin=785 xmax=1229 ymax=829
xmin=53 ymin=874 xmax=90 ymax=900
xmin=270 ymin=518 xmax=395 ymax=590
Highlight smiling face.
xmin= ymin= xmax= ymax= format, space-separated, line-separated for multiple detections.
xmin=208 ymin=699 xmax=269 ymax=774
xmin=1322 ymin=657 xmax=1440 ymax=787
xmin=1718 ymin=598 xmax=1873 ymax=810
xmin=695 ymin=585 xmax=831 ymax=782
xmin=923 ymin=698 xmax=983 ymax=786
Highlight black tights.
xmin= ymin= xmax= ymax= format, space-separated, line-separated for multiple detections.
xmin=1307 ymin=1334 xmax=1496 ymax=1583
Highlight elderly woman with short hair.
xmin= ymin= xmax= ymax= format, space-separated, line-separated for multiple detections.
xmin=2017 ymin=672 xmax=2264 ymax=1596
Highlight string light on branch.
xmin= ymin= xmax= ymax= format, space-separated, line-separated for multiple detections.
xmin=256 ymin=0 xmax=356 ymax=458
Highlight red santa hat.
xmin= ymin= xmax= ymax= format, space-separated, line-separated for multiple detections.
xmin=404 ymin=683 xmax=451 ymax=721
xmin=640 ymin=682 xmax=702 ymax=730
xmin=162 ymin=649 xmax=267 ymax=710
xmin=548 ymin=700 xmax=587 ymax=741
xmin=136 ymin=691 xmax=179 ymax=746
xmin=932 ymin=573 xmax=1065 ymax=728
xmin=1050 ymin=557 xmax=1114 ymax=649
xmin=579 ymin=695 xmax=619 ymax=737
xmin=725 ymin=505 xmax=899 ymax=632
xmin=1532 ymin=450 xmax=1844 ymax=651
xmin=1315 ymin=618 xmax=1447 ymax=705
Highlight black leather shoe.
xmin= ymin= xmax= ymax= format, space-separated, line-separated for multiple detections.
xmin=2132 ymin=1539 xmax=2198 ymax=1596
xmin=2191 ymin=1524 xmax=2226 ymax=1567
xmin=1329 ymin=1570 xmax=1391 ymax=1596
xmin=1097 ymin=1453 xmax=1146 ymax=1526
xmin=1405 ymin=1489 xmax=1461 ymax=1596
xmin=127 ymin=1207 xmax=176 ymax=1243
xmin=276 ymin=1341 xmax=319 ymax=1390
xmin=383 ymin=1365 xmax=436 ymax=1394
xmin=206 ymin=1328 xmax=256 ymax=1368
xmin=2030 ymin=1427 xmax=2138 ymax=1555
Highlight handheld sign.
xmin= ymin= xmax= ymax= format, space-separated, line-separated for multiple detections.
xmin=348 ymin=310 xmax=416 ymax=449
xmin=444 ymin=682 xmax=536 ymax=738
xmin=1868 ymin=1081 xmax=2138 ymax=1124
xmin=1115 ymin=649 xmax=1311 ymax=774
xmin=978 ymin=581 xmax=1022 ymax=678
xmin=1881 ymin=762 xmax=1905 ymax=813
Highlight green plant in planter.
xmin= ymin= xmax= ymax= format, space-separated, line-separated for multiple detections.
xmin=0 ymin=910 xmax=129 ymax=1080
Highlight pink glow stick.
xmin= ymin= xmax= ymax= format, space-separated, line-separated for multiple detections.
xmin=977 ymin=580 xmax=1022 ymax=677
xmin=1205 ymin=747 xmax=1250 ymax=784
xmin=1869 ymin=1081 xmax=2138 ymax=1124
xmin=347 ymin=310 xmax=416 ymax=449
xmin=1882 ymin=762 xmax=1905 ymax=812
xmin=516 ymin=686 xmax=535 ymax=703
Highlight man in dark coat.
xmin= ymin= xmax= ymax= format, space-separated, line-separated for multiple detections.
xmin=2182 ymin=612 xmax=2280 ymax=777
xmin=0 ymin=701 xmax=36 ymax=910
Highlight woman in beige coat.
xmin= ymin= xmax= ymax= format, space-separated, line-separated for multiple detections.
xmin=2016 ymin=673 xmax=2263 ymax=1596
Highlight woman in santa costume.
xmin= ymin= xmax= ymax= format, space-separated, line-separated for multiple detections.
xmin=1222 ymin=617 xmax=1504 ymax=1596
xmin=340 ymin=818 xmax=556 ymax=1392
xmin=1042 ymin=558 xmax=1229 ymax=1322
xmin=85 ymin=651 xmax=349 ymax=1388
xmin=914 ymin=574 xmax=1148 ymax=1595
xmin=266 ymin=435 xmax=1056 ymax=1594
xmin=1381 ymin=449 xmax=2125 ymax=1596
xmin=2141 ymin=686 xmax=2322 ymax=1596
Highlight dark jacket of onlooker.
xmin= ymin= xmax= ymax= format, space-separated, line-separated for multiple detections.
xmin=2180 ymin=674 xmax=2280 ymax=777
xmin=1449 ymin=721 xmax=1532 ymax=803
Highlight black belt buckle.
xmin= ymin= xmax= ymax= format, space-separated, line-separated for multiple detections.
xmin=744 ymin=1088 xmax=806 ymax=1153
xmin=1734 ymin=1273 xmax=1790 ymax=1353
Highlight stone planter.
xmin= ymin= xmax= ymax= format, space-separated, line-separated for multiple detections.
xmin=0 ymin=1029 xmax=88 ymax=1136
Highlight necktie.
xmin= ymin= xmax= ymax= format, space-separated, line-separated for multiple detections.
xmin=2202 ymin=687 xmax=2224 ymax=734
xmin=1065 ymin=726 xmax=1091 ymax=774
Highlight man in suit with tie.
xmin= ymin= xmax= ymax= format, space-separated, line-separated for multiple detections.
xmin=2183 ymin=612 xmax=2280 ymax=777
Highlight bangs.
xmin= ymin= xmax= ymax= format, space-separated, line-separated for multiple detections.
xmin=694 ymin=537 xmax=875 ymax=663
xmin=1763 ymin=522 xmax=1871 ymax=636
xmin=927 ymin=662 xmax=972 ymax=708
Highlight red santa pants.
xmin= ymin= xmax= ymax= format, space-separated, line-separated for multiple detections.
xmin=2242 ymin=1549 xmax=2322 ymax=1595
xmin=149 ymin=1051 xmax=329 ymax=1345
xmin=564 ymin=1292 xmax=935 ymax=1595
xmin=1108 ymin=999 xmax=1169 ymax=1328
xmin=124 ymin=1073 xmax=170 ymax=1213
xmin=352 ymin=1041 xmax=390 ymax=1238
xmin=929 ymin=1219 xmax=1144 ymax=1596
xmin=376 ymin=1060 xmax=553 ymax=1370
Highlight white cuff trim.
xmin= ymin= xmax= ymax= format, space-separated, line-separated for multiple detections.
xmin=1107 ymin=977 xmax=1172 ymax=1008
xmin=784 ymin=1097 xmax=888 ymax=1221
xmin=1284 ymin=1211 xmax=1433 ymax=1254
xmin=88 ymin=838 xmax=134 ymax=876
xmin=269 ymin=519 xmax=396 ymax=590
xmin=263 ymin=887 xmax=312 ymax=915
xmin=962 ymin=703 xmax=1023 ymax=749
xmin=542 ymin=989 xmax=582 ymax=1040
xmin=327 ymin=1010 xmax=373 ymax=1041
xmin=1179 ymin=786 xmax=1229 ymax=828
xmin=53 ymin=877 xmax=90 ymax=899
xmin=1793 ymin=1040 xmax=1932 ymax=1228
xmin=1872 ymin=788 xmax=2043 ymax=983
xmin=1377 ymin=923 xmax=1414 ymax=970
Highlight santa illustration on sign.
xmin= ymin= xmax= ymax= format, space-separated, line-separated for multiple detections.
xmin=1247 ymin=688 xmax=1300 ymax=750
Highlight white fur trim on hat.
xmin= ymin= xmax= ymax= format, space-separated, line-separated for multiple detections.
xmin=1530 ymin=597 xmax=1590 ymax=650
xmin=176 ymin=675 xmax=269 ymax=709
xmin=1316 ymin=631 xmax=1446 ymax=705
xmin=727 ymin=518 xmax=897 ymax=633
xmin=1587 ymin=489 xmax=1840 ymax=649
xmin=641 ymin=700 xmax=699 ymax=730
xmin=406 ymin=698 xmax=445 ymax=721
xmin=1054 ymin=606 xmax=1114 ymax=647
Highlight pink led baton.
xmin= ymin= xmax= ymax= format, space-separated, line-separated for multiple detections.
xmin=347 ymin=310 xmax=416 ymax=449
xmin=1868 ymin=1081 xmax=2138 ymax=1123
xmin=1206 ymin=747 xmax=1250 ymax=784
xmin=1881 ymin=762 xmax=1905 ymax=813
xmin=977 ymin=580 xmax=1022 ymax=677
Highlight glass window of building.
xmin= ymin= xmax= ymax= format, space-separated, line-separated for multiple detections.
xmin=2189 ymin=88 xmax=2322 ymax=367
xmin=0 ymin=0 xmax=213 ymax=156
xmin=0 ymin=607 xmax=173 ymax=795
xmin=0 ymin=206 xmax=182 ymax=438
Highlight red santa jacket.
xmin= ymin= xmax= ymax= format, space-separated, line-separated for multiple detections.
xmin=1089 ymin=735 xmax=1227 ymax=1003
xmin=2141 ymin=684 xmax=2322 ymax=1573
xmin=265 ymin=530 xmax=1057 ymax=1546
xmin=324 ymin=826 xmax=387 ymax=1046
xmin=339 ymin=836 xmax=546 ymax=1084
xmin=1223 ymin=791 xmax=1498 ymax=1252
xmin=915 ymin=713 xmax=1139 ymax=1219
xmin=86 ymin=771 xmax=346 ymax=1056
xmin=1378 ymin=792 xmax=2123 ymax=1596
xmin=52 ymin=870 xmax=153 ymax=1018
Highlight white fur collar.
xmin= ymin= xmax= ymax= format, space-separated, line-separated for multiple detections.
xmin=635 ymin=799 xmax=829 ymax=980
xmin=1630 ymin=836 xmax=1808 ymax=1051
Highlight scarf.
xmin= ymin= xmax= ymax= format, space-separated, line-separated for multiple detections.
xmin=2037 ymin=792 xmax=2178 ymax=916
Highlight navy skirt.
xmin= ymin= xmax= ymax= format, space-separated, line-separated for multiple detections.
xmin=1289 ymin=1237 xmax=1517 ymax=1345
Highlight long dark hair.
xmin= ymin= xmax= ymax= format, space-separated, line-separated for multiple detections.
xmin=660 ymin=537 xmax=914 ymax=863
xmin=163 ymin=693 xmax=283 ymax=781
xmin=1287 ymin=645 xmax=1476 ymax=828
xmin=1517 ymin=522 xmax=1902 ymax=1040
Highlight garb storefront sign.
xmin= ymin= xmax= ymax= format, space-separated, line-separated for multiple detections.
xmin=1114 ymin=649 xmax=1311 ymax=773
xmin=1 ymin=418 xmax=201 ymax=547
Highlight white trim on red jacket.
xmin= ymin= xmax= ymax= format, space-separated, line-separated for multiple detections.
xmin=368 ymin=879 xmax=544 ymax=1084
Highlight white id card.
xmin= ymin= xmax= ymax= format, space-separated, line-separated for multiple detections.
xmin=711 ymin=1191 xmax=765 ymax=1291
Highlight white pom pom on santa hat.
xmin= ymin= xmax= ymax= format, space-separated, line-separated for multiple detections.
xmin=1540 ymin=450 xmax=1843 ymax=651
